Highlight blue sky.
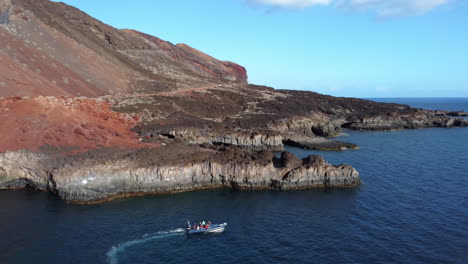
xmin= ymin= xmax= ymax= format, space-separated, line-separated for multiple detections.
xmin=59 ymin=0 xmax=468 ymax=97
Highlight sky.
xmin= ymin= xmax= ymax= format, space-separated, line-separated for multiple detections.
xmin=58 ymin=0 xmax=468 ymax=97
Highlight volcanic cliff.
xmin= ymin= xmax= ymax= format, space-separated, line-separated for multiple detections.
xmin=0 ymin=0 xmax=466 ymax=203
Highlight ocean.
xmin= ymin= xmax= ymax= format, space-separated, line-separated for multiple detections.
xmin=0 ymin=98 xmax=467 ymax=264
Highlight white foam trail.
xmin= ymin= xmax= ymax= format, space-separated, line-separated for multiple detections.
xmin=106 ymin=228 xmax=185 ymax=264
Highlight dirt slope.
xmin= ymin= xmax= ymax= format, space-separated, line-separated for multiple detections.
xmin=0 ymin=96 xmax=142 ymax=152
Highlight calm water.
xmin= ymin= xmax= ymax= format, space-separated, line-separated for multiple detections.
xmin=370 ymin=98 xmax=468 ymax=112
xmin=1 ymin=99 xmax=467 ymax=264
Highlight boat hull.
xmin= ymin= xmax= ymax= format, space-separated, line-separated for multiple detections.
xmin=186 ymin=223 xmax=227 ymax=234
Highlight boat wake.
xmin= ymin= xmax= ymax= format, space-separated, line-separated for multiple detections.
xmin=106 ymin=228 xmax=185 ymax=264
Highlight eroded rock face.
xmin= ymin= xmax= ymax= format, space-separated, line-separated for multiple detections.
xmin=283 ymin=136 xmax=358 ymax=151
xmin=54 ymin=160 xmax=359 ymax=203
xmin=0 ymin=148 xmax=360 ymax=203
xmin=155 ymin=129 xmax=284 ymax=150
xmin=0 ymin=151 xmax=49 ymax=190
xmin=279 ymin=151 xmax=302 ymax=169
xmin=269 ymin=114 xmax=343 ymax=137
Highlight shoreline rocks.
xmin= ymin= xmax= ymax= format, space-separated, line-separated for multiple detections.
xmin=0 ymin=148 xmax=361 ymax=204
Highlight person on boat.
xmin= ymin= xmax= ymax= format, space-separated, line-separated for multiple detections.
xmin=202 ymin=221 xmax=206 ymax=226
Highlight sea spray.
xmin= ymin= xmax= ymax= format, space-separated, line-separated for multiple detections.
xmin=106 ymin=228 xmax=185 ymax=264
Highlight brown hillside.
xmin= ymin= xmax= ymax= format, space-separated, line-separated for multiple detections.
xmin=0 ymin=0 xmax=247 ymax=98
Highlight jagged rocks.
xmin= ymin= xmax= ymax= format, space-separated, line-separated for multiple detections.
xmin=0 ymin=151 xmax=49 ymax=190
xmin=283 ymin=136 xmax=358 ymax=151
xmin=282 ymin=164 xmax=359 ymax=189
xmin=302 ymin=155 xmax=325 ymax=167
xmin=279 ymin=151 xmax=302 ymax=169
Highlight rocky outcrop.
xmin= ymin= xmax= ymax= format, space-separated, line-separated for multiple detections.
xmin=444 ymin=111 xmax=468 ymax=117
xmin=269 ymin=114 xmax=344 ymax=137
xmin=0 ymin=148 xmax=360 ymax=203
xmin=151 ymin=129 xmax=284 ymax=150
xmin=144 ymin=127 xmax=358 ymax=151
xmin=283 ymin=136 xmax=358 ymax=151
xmin=342 ymin=111 xmax=468 ymax=131
xmin=0 ymin=151 xmax=49 ymax=190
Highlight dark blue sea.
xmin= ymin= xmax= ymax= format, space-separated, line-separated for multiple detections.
xmin=1 ymin=98 xmax=467 ymax=264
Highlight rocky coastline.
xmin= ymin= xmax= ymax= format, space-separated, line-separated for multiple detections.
xmin=0 ymin=147 xmax=360 ymax=204
xmin=2 ymin=101 xmax=466 ymax=204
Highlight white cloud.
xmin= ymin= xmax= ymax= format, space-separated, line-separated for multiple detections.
xmin=250 ymin=0 xmax=451 ymax=16
xmin=250 ymin=0 xmax=332 ymax=8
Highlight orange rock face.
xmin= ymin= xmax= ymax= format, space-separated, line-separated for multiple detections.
xmin=0 ymin=97 xmax=142 ymax=153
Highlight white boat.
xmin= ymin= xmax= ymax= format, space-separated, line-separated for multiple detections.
xmin=186 ymin=223 xmax=227 ymax=234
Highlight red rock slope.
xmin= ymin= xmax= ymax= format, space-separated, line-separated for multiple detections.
xmin=0 ymin=0 xmax=247 ymax=98
xmin=0 ymin=97 xmax=141 ymax=152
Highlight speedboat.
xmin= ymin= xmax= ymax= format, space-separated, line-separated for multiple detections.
xmin=186 ymin=223 xmax=227 ymax=234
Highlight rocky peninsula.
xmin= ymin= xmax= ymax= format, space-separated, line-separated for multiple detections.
xmin=0 ymin=0 xmax=467 ymax=203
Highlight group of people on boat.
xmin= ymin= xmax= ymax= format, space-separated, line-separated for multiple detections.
xmin=187 ymin=220 xmax=212 ymax=230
